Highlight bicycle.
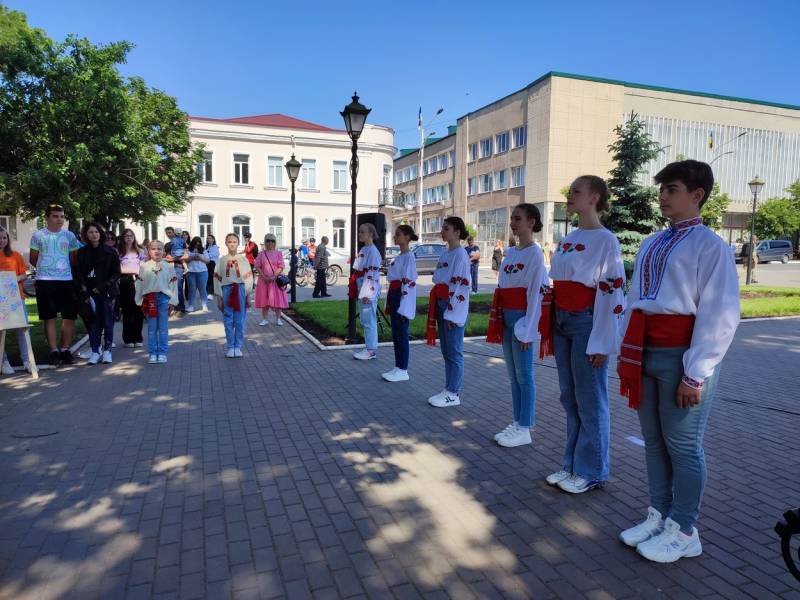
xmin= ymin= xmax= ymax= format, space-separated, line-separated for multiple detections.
xmin=294 ymin=259 xmax=339 ymax=288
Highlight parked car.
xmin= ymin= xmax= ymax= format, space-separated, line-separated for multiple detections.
xmin=380 ymin=243 xmax=446 ymax=275
xmin=737 ymin=239 xmax=794 ymax=264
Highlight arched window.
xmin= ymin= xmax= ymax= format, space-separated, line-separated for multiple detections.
xmin=268 ymin=216 xmax=284 ymax=246
xmin=198 ymin=214 xmax=214 ymax=239
xmin=332 ymin=219 xmax=346 ymax=249
xmin=301 ymin=217 xmax=316 ymax=241
xmin=232 ymin=215 xmax=251 ymax=244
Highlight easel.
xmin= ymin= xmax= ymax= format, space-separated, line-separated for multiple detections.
xmin=0 ymin=326 xmax=39 ymax=379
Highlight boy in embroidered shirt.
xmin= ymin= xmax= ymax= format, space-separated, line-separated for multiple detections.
xmin=617 ymin=160 xmax=740 ymax=564
xmin=215 ymin=233 xmax=254 ymax=358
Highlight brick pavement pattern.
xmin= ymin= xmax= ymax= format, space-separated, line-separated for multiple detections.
xmin=1 ymin=310 xmax=799 ymax=599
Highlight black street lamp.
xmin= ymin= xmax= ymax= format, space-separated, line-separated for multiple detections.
xmin=746 ymin=175 xmax=765 ymax=286
xmin=285 ymin=154 xmax=302 ymax=303
xmin=340 ymin=92 xmax=371 ymax=342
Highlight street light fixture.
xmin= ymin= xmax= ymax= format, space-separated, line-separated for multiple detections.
xmin=746 ymin=175 xmax=765 ymax=286
xmin=341 ymin=92 xmax=371 ymax=343
xmin=285 ymin=154 xmax=302 ymax=303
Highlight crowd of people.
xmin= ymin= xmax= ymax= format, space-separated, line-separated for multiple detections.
xmin=2 ymin=159 xmax=740 ymax=567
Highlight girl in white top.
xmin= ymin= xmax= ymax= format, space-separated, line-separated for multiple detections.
xmin=426 ymin=216 xmax=471 ymax=408
xmin=135 ymin=240 xmax=177 ymax=364
xmin=205 ymin=234 xmax=220 ymax=301
xmin=487 ymin=204 xmax=548 ymax=448
xmin=185 ymin=236 xmax=210 ymax=312
xmin=351 ymin=223 xmax=382 ymax=360
xmin=382 ymin=225 xmax=419 ymax=383
xmin=543 ymin=176 xmax=626 ymax=494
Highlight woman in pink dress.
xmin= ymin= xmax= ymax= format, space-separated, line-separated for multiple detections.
xmin=254 ymin=233 xmax=289 ymax=326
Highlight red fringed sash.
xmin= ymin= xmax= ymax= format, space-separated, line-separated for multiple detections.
xmin=347 ymin=269 xmax=364 ymax=300
xmin=425 ymin=283 xmax=451 ymax=346
xmin=538 ymin=280 xmax=596 ymax=358
xmin=618 ymin=310 xmax=695 ymax=409
xmin=227 ymin=283 xmax=242 ymax=312
xmin=486 ymin=287 xmax=527 ymax=344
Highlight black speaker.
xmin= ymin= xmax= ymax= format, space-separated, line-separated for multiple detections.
xmin=357 ymin=212 xmax=387 ymax=259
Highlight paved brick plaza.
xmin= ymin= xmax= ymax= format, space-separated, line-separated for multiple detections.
xmin=1 ymin=310 xmax=799 ymax=599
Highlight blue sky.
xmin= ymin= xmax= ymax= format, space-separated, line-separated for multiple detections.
xmin=8 ymin=0 xmax=800 ymax=150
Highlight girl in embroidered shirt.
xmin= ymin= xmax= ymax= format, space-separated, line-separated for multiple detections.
xmin=214 ymin=233 xmax=254 ymax=358
xmin=382 ymin=224 xmax=419 ymax=382
xmin=352 ymin=223 xmax=383 ymax=361
xmin=544 ymin=175 xmax=625 ymax=494
xmin=427 ymin=216 xmax=471 ymax=408
xmin=135 ymin=240 xmax=177 ymax=364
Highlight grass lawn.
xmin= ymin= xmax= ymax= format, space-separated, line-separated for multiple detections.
xmin=290 ymin=286 xmax=800 ymax=345
xmin=3 ymin=298 xmax=87 ymax=365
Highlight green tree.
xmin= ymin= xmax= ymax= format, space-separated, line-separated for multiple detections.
xmin=700 ymin=183 xmax=730 ymax=230
xmin=601 ymin=112 xmax=663 ymax=257
xmin=0 ymin=7 xmax=203 ymax=225
xmin=753 ymin=197 xmax=800 ymax=239
xmin=465 ymin=224 xmax=478 ymax=240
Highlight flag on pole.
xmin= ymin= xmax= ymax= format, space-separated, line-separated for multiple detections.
xmin=708 ymin=131 xmax=714 ymax=150
xmin=418 ymin=107 xmax=422 ymax=130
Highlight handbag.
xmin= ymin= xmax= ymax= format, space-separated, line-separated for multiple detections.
xmin=264 ymin=253 xmax=290 ymax=288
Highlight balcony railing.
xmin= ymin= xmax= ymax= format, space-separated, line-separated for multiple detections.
xmin=378 ymin=188 xmax=406 ymax=209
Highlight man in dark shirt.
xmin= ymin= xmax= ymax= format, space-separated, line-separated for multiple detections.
xmin=465 ymin=236 xmax=480 ymax=294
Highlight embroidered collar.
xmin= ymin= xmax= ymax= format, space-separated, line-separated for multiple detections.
xmin=670 ymin=217 xmax=703 ymax=231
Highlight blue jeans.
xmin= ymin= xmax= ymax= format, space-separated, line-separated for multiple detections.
xmin=554 ymin=308 xmax=609 ymax=481
xmin=501 ymin=309 xmax=536 ymax=428
xmin=638 ymin=346 xmax=720 ymax=532
xmin=186 ymin=270 xmax=208 ymax=309
xmin=89 ymin=294 xmax=115 ymax=353
xmin=359 ymin=293 xmax=378 ymax=352
xmin=174 ymin=265 xmax=186 ymax=312
xmin=436 ymin=299 xmax=465 ymax=394
xmin=146 ymin=292 xmax=170 ymax=355
xmin=470 ymin=262 xmax=479 ymax=293
xmin=222 ymin=284 xmax=247 ymax=350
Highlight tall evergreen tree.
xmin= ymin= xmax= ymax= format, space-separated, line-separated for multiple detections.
xmin=602 ymin=112 xmax=664 ymax=257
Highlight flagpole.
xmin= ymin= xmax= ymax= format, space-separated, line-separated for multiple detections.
xmin=418 ymin=108 xmax=425 ymax=241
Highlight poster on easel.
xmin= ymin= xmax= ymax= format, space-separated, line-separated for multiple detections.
xmin=0 ymin=271 xmax=27 ymax=330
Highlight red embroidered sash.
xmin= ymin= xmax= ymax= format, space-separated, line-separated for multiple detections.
xmin=618 ymin=310 xmax=696 ymax=409
xmin=347 ymin=269 xmax=364 ymax=300
xmin=538 ymin=280 xmax=596 ymax=358
xmin=141 ymin=292 xmax=158 ymax=318
xmin=227 ymin=283 xmax=243 ymax=312
xmin=385 ymin=280 xmax=402 ymax=315
xmin=486 ymin=287 xmax=527 ymax=344
xmin=425 ymin=283 xmax=451 ymax=346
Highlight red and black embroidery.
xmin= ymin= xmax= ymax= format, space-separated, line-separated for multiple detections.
xmin=503 ymin=262 xmax=525 ymax=274
xmin=559 ymin=242 xmax=586 ymax=254
xmin=598 ymin=276 xmax=624 ymax=295
xmin=613 ymin=304 xmax=624 ymax=315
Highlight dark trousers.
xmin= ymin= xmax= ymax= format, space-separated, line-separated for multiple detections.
xmin=470 ymin=262 xmax=479 ymax=293
xmin=119 ymin=276 xmax=144 ymax=344
xmin=390 ymin=311 xmax=410 ymax=370
xmin=89 ymin=294 xmax=115 ymax=352
xmin=313 ymin=268 xmax=327 ymax=297
xmin=206 ymin=261 xmax=216 ymax=295
xmin=174 ymin=265 xmax=186 ymax=311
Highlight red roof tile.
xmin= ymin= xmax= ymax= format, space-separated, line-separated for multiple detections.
xmin=190 ymin=113 xmax=341 ymax=132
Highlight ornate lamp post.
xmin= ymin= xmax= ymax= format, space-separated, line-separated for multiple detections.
xmin=285 ymin=154 xmax=302 ymax=303
xmin=746 ymin=175 xmax=765 ymax=286
xmin=340 ymin=92 xmax=371 ymax=342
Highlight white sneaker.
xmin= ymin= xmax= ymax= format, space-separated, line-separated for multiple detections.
xmin=557 ymin=474 xmax=602 ymax=494
xmin=202 ymin=304 xmax=209 ymax=312
xmin=102 ymin=351 xmax=112 ymax=364
xmin=258 ymin=319 xmax=269 ymax=326
xmin=497 ymin=424 xmax=531 ymax=447
xmin=226 ymin=349 xmax=235 ymax=358
xmin=157 ymin=355 xmax=167 ymax=364
xmin=429 ymin=392 xmax=460 ymax=408
xmin=353 ymin=349 xmax=376 ymax=360
xmin=619 ymin=507 xmax=665 ymax=547
xmin=494 ymin=422 xmax=517 ymax=442
xmin=1 ymin=360 xmax=14 ymax=375
xmin=382 ymin=368 xmax=409 ymax=382
xmin=23 ymin=361 xmax=31 ymax=373
xmin=636 ymin=518 xmax=702 ymax=563
xmin=135 ymin=342 xmax=143 ymax=347
xmin=111 ymin=342 xmax=116 ymax=348
xmin=78 ymin=350 xmax=91 ymax=359
xmin=545 ymin=470 xmax=571 ymax=486
xmin=148 ymin=354 xmax=158 ymax=364
xmin=185 ymin=305 xmax=195 ymax=313
xmin=207 ymin=294 xmax=214 ymax=301
xmin=88 ymin=352 xmax=100 ymax=365
xmin=233 ymin=348 xmax=243 ymax=358
xmin=124 ymin=343 xmax=135 ymax=348
xmin=427 ymin=390 xmax=448 ymax=405
xmin=276 ymin=318 xmax=284 ymax=326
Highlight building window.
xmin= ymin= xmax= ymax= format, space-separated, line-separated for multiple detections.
xmin=513 ymin=125 xmax=527 ymax=148
xmin=553 ymin=202 xmax=575 ymax=243
xmin=449 ymin=150 xmax=455 ymax=167
xmin=447 ymin=183 xmax=453 ymax=201
xmin=198 ymin=151 xmax=213 ymax=182
xmin=496 ymin=131 xmax=509 ymax=154
xmin=232 ymin=215 xmax=251 ymax=242
xmin=333 ymin=161 xmax=348 ymax=191
xmin=143 ymin=221 xmax=158 ymax=241
xmin=268 ymin=216 xmax=284 ymax=246
xmin=511 ymin=166 xmax=525 ymax=188
xmin=332 ymin=219 xmax=346 ymax=249
xmin=438 ymin=154 xmax=448 ymax=171
xmin=301 ymin=217 xmax=316 ymax=241
xmin=479 ymin=137 xmax=492 ymax=158
xmin=0 ymin=216 xmax=11 ymax=235
xmin=198 ymin=214 xmax=214 ymax=239
xmin=301 ymin=159 xmax=317 ymax=189
xmin=423 ymin=216 xmax=443 ymax=233
xmin=267 ymin=156 xmax=284 ymax=187
xmin=469 ymin=143 xmax=478 ymax=162
xmin=479 ymin=173 xmax=493 ymax=193
xmin=233 ymin=153 xmax=249 ymax=185
xmin=383 ymin=165 xmax=391 ymax=189
xmin=494 ymin=170 xmax=508 ymax=190
xmin=409 ymin=164 xmax=418 ymax=179
xmin=468 ymin=177 xmax=477 ymax=196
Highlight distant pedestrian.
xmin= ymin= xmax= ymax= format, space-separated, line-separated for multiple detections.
xmin=215 ymin=233 xmax=254 ymax=357
xmin=312 ymin=236 xmax=331 ymax=298
xmin=255 ymin=234 xmax=288 ymax=326
xmin=382 ymin=225 xmax=418 ymax=383
xmin=465 ymin=236 xmax=480 ymax=294
xmin=308 ymin=238 xmax=317 ymax=264
xmin=185 ymin=237 xmax=210 ymax=312
xmin=136 ymin=240 xmax=177 ymax=364
xmin=492 ymin=239 xmax=504 ymax=280
xmin=117 ymin=228 xmax=147 ymax=347
xmin=205 ymin=234 xmax=220 ymax=300
xmin=242 ymin=232 xmax=258 ymax=275
xmin=164 ymin=227 xmax=187 ymax=313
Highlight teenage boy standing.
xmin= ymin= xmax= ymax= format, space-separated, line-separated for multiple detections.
xmin=29 ymin=204 xmax=81 ymax=366
xmin=617 ymin=160 xmax=740 ymax=563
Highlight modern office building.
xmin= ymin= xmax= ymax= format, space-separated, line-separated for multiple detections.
xmin=382 ymin=72 xmax=800 ymax=255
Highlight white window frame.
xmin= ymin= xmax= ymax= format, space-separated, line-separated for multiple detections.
xmin=496 ymin=131 xmax=509 ymax=154
xmin=332 ymin=218 xmax=346 ymax=249
xmin=438 ymin=154 xmax=448 ymax=171
xmin=513 ymin=125 xmax=527 ymax=148
xmin=0 ymin=216 xmax=11 ymax=233
xmin=449 ymin=150 xmax=455 ymax=167
xmin=468 ymin=177 xmax=477 ymax=196
xmin=382 ymin=164 xmax=392 ymax=189
xmin=332 ymin=160 xmax=349 ymax=192
xmin=267 ymin=215 xmax=284 ymax=246
xmin=199 ymin=151 xmax=214 ymax=183
xmin=267 ymin=156 xmax=284 ymax=188
xmin=494 ymin=169 xmax=508 ymax=190
xmin=300 ymin=158 xmax=317 ymax=190
xmin=468 ymin=143 xmax=478 ymax=162
xmin=479 ymin=173 xmax=493 ymax=193
xmin=231 ymin=214 xmax=252 ymax=246
xmin=197 ymin=213 xmax=214 ymax=239
xmin=232 ymin=152 xmax=250 ymax=185
xmin=300 ymin=216 xmax=316 ymax=241
xmin=479 ymin=137 xmax=492 ymax=159
xmin=511 ymin=165 xmax=525 ymax=188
